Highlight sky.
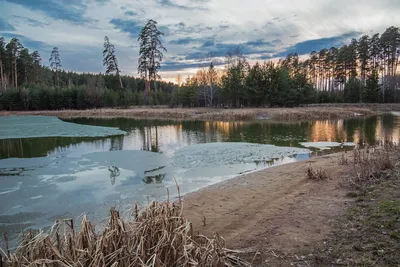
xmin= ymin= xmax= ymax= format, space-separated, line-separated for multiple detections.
xmin=0 ymin=0 xmax=399 ymax=82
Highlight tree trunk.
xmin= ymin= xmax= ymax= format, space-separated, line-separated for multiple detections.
xmin=14 ymin=60 xmax=18 ymax=89
xmin=0 ymin=59 xmax=3 ymax=89
xmin=116 ymin=69 xmax=123 ymax=88
xmin=56 ymin=69 xmax=59 ymax=87
xmin=118 ymin=75 xmax=123 ymax=89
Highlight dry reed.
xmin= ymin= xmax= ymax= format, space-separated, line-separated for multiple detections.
xmin=0 ymin=104 xmax=385 ymax=121
xmin=307 ymin=165 xmax=328 ymax=181
xmin=0 ymin=200 xmax=252 ymax=266
xmin=346 ymin=139 xmax=399 ymax=187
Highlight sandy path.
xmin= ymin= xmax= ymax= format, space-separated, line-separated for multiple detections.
xmin=183 ymin=152 xmax=352 ymax=265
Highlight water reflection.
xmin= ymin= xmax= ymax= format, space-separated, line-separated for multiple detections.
xmin=0 ymin=114 xmax=399 ymax=159
xmin=143 ymin=174 xmax=166 ymax=184
xmin=108 ymin=166 xmax=120 ymax=185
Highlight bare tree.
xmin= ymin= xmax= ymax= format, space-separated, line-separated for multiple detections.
xmin=197 ymin=60 xmax=218 ymax=107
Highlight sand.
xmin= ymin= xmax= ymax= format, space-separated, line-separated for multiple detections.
xmin=183 ymin=152 xmax=352 ymax=265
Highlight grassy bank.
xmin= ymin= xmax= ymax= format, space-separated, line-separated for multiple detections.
xmin=1 ymin=103 xmax=400 ymax=121
xmin=302 ymin=145 xmax=400 ymax=266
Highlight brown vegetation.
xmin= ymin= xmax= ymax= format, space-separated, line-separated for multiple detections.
xmin=0 ymin=200 xmax=251 ymax=266
xmin=1 ymin=103 xmax=400 ymax=121
xmin=307 ymin=165 xmax=328 ymax=180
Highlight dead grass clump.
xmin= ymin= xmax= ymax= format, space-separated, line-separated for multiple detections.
xmin=0 ymin=200 xmax=252 ymax=267
xmin=349 ymin=144 xmax=396 ymax=187
xmin=307 ymin=165 xmax=328 ymax=181
xmin=338 ymin=153 xmax=349 ymax=165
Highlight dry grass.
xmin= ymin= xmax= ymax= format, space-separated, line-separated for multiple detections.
xmin=2 ymin=103 xmax=398 ymax=121
xmin=307 ymin=165 xmax=328 ymax=181
xmin=340 ymin=140 xmax=399 ymax=188
xmin=0 ymin=199 xmax=252 ymax=266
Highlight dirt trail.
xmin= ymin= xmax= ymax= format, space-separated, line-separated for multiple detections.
xmin=183 ymin=153 xmax=352 ymax=265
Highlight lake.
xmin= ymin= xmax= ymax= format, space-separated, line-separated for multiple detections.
xmin=0 ymin=114 xmax=399 ymax=242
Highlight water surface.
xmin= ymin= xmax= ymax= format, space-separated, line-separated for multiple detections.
xmin=0 ymin=114 xmax=399 ymax=241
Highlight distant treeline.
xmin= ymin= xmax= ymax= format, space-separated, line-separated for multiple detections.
xmin=1 ymin=25 xmax=400 ymax=111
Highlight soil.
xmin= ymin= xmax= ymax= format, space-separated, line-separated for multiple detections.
xmin=184 ymin=147 xmax=400 ymax=266
xmin=183 ymin=152 xmax=352 ymax=266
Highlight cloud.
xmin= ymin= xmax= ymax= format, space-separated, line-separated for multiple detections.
xmin=124 ymin=10 xmax=136 ymax=16
xmin=1 ymin=33 xmax=51 ymax=52
xmin=1 ymin=0 xmax=399 ymax=78
xmin=246 ymin=39 xmax=278 ymax=47
xmin=169 ymin=37 xmax=198 ymax=45
xmin=156 ymin=0 xmax=208 ymax=10
xmin=276 ymin=31 xmax=361 ymax=57
xmin=4 ymin=0 xmax=90 ymax=24
xmin=0 ymin=18 xmax=16 ymax=31
xmin=109 ymin=18 xmax=143 ymax=39
xmin=201 ymin=40 xmax=215 ymax=47
xmin=162 ymin=59 xmax=224 ymax=71
xmin=183 ymin=39 xmax=280 ymax=60
xmin=12 ymin=15 xmax=48 ymax=27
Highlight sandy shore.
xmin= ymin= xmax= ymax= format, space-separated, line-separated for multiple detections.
xmin=1 ymin=104 xmax=400 ymax=121
xmin=183 ymin=152 xmax=352 ymax=265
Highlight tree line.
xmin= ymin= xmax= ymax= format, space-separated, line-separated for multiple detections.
xmin=1 ymin=24 xmax=400 ymax=111
xmin=176 ymin=26 xmax=400 ymax=107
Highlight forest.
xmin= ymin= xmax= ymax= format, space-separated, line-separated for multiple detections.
xmin=0 ymin=25 xmax=400 ymax=111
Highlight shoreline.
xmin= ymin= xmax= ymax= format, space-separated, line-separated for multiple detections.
xmin=182 ymin=151 xmax=353 ymax=264
xmin=1 ymin=104 xmax=400 ymax=121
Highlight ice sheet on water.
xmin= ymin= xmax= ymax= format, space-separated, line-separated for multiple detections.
xmin=0 ymin=116 xmax=126 ymax=139
xmin=83 ymin=150 xmax=170 ymax=173
xmin=171 ymin=142 xmax=310 ymax=169
xmin=299 ymin=141 xmax=355 ymax=150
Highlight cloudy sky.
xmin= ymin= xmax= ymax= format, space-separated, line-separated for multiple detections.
xmin=1 ymin=0 xmax=399 ymax=82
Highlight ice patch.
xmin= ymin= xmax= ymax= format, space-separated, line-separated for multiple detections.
xmin=172 ymin=142 xmax=310 ymax=169
xmin=391 ymin=111 xmax=400 ymax=116
xmin=0 ymin=116 xmax=126 ymax=139
xmin=83 ymin=150 xmax=170 ymax=173
xmin=0 ymin=182 xmax=22 ymax=195
xmin=299 ymin=142 xmax=355 ymax=150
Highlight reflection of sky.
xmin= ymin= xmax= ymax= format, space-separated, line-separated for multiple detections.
xmin=1 ymin=114 xmax=400 ymax=241
xmin=1 ymin=115 xmax=399 ymax=159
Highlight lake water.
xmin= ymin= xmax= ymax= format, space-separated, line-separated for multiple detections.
xmin=0 ymin=114 xmax=399 ymax=242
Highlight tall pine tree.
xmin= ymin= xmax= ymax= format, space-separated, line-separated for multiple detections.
xmin=103 ymin=36 xmax=123 ymax=88
xmin=138 ymin=19 xmax=166 ymax=101
xmin=49 ymin=47 xmax=61 ymax=87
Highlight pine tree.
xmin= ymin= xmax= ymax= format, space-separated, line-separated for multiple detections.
xmin=6 ymin=38 xmax=23 ymax=89
xmin=49 ymin=47 xmax=62 ymax=87
xmin=103 ymin=36 xmax=123 ymax=88
xmin=363 ymin=69 xmax=381 ymax=103
xmin=138 ymin=19 xmax=167 ymax=101
xmin=31 ymin=51 xmax=42 ymax=83
xmin=0 ymin=37 xmax=5 ymax=89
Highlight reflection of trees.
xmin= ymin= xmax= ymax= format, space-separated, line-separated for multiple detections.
xmin=309 ymin=120 xmax=348 ymax=142
xmin=140 ymin=125 xmax=160 ymax=152
xmin=0 ymin=136 xmax=111 ymax=159
xmin=109 ymin=135 xmax=124 ymax=151
xmin=108 ymin=166 xmax=120 ymax=185
xmin=142 ymin=174 xmax=166 ymax=184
